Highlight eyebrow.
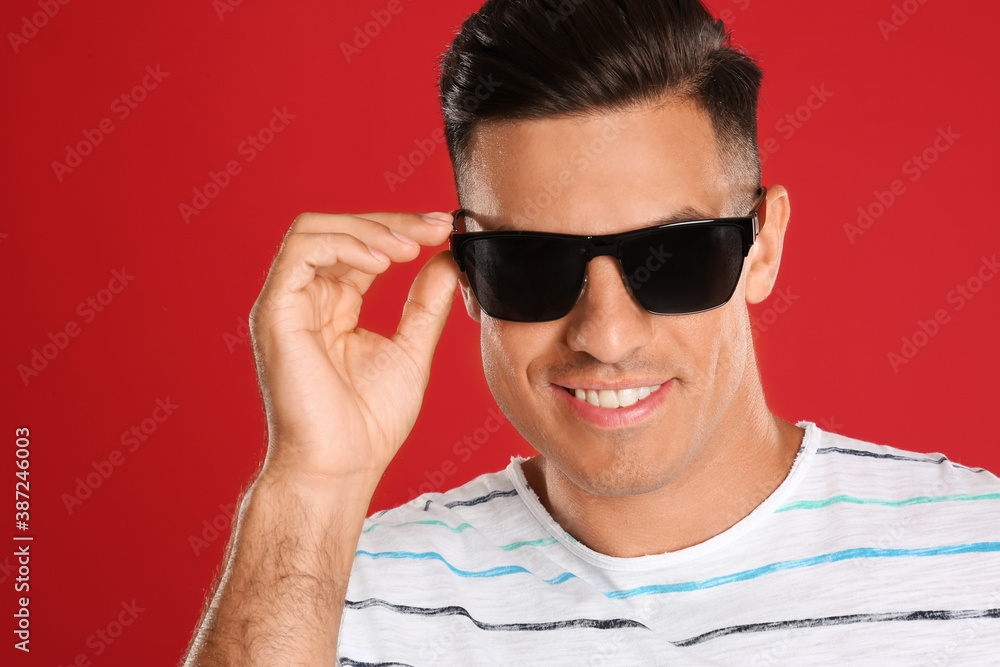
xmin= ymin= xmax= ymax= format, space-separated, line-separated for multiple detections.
xmin=469 ymin=206 xmax=717 ymax=232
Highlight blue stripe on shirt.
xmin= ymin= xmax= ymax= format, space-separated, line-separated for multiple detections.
xmin=356 ymin=542 xmax=1000 ymax=597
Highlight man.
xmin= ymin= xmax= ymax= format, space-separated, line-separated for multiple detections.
xmin=183 ymin=0 xmax=1000 ymax=664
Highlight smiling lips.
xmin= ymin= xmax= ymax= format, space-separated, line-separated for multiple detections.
xmin=564 ymin=385 xmax=663 ymax=409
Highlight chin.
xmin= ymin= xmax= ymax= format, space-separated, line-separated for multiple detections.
xmin=546 ymin=436 xmax=682 ymax=498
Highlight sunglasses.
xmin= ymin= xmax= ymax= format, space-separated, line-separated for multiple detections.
xmin=449 ymin=186 xmax=767 ymax=323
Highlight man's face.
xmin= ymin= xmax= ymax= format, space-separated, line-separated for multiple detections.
xmin=458 ymin=100 xmax=762 ymax=497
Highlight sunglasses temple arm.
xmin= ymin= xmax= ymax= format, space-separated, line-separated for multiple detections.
xmin=755 ymin=186 xmax=767 ymax=236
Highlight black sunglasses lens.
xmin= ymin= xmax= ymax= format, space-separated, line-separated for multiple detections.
xmin=620 ymin=224 xmax=745 ymax=314
xmin=462 ymin=237 xmax=588 ymax=322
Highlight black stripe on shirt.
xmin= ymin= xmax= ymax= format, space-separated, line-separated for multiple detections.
xmin=422 ymin=488 xmax=519 ymax=512
xmin=674 ymin=607 xmax=1000 ymax=647
xmin=339 ymin=659 xmax=415 ymax=667
xmin=445 ymin=488 xmax=519 ymax=509
xmin=345 ymin=597 xmax=650 ymax=632
xmin=815 ymin=446 xmax=987 ymax=473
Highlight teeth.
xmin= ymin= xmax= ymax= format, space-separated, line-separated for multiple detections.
xmin=568 ymin=385 xmax=662 ymax=409
xmin=618 ymin=388 xmax=639 ymax=407
xmin=598 ymin=390 xmax=619 ymax=409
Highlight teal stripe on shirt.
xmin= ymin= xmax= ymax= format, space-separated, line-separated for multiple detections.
xmin=356 ymin=542 xmax=1000 ymax=597
xmin=776 ymin=493 xmax=1000 ymax=513
xmin=363 ymin=520 xmax=476 ymax=534
xmin=500 ymin=537 xmax=559 ymax=550
xmin=361 ymin=521 xmax=559 ymax=551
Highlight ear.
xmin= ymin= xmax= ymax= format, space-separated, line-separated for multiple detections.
xmin=457 ymin=273 xmax=482 ymax=323
xmin=745 ymin=185 xmax=791 ymax=305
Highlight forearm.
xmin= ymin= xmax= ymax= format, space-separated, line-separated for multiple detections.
xmin=182 ymin=470 xmax=377 ymax=666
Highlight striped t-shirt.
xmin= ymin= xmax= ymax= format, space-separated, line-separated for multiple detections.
xmin=338 ymin=421 xmax=1000 ymax=665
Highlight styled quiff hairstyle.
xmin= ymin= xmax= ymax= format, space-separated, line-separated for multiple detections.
xmin=438 ymin=0 xmax=764 ymax=210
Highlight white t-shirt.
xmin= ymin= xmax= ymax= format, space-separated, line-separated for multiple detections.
xmin=338 ymin=421 xmax=1000 ymax=665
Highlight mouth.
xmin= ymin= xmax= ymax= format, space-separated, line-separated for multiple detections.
xmin=560 ymin=384 xmax=663 ymax=409
xmin=550 ymin=379 xmax=673 ymax=429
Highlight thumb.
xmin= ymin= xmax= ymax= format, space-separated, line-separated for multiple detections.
xmin=393 ymin=250 xmax=461 ymax=378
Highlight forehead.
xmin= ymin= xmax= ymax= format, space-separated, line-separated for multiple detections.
xmin=459 ymin=100 xmax=730 ymax=235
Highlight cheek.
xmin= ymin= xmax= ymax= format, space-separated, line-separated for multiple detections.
xmin=679 ymin=302 xmax=749 ymax=397
xmin=703 ymin=266 xmax=752 ymax=374
xmin=480 ymin=319 xmax=525 ymax=418
xmin=709 ymin=303 xmax=750 ymax=391
xmin=480 ymin=319 xmax=508 ymax=388
xmin=480 ymin=320 xmax=560 ymax=410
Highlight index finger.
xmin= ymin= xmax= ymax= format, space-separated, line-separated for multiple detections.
xmin=294 ymin=211 xmax=455 ymax=247
xmin=325 ymin=212 xmax=455 ymax=292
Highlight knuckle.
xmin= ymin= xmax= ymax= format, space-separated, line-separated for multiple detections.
xmin=320 ymin=231 xmax=359 ymax=255
xmin=340 ymin=231 xmax=368 ymax=248
xmin=275 ymin=230 xmax=302 ymax=257
xmin=290 ymin=211 xmax=317 ymax=229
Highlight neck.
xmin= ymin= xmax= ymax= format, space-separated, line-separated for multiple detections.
xmin=521 ymin=364 xmax=805 ymax=557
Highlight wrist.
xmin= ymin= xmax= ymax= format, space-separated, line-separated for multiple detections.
xmin=253 ymin=464 xmax=383 ymax=514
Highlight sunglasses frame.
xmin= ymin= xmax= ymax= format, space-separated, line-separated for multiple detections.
xmin=449 ymin=186 xmax=768 ymax=321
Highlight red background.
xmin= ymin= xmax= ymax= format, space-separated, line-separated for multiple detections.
xmin=2 ymin=0 xmax=998 ymax=663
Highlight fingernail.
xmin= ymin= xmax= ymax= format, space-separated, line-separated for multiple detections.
xmin=422 ymin=212 xmax=453 ymax=225
xmin=391 ymin=230 xmax=418 ymax=245
xmin=369 ymin=247 xmax=389 ymax=261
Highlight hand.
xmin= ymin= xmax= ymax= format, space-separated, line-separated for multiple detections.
xmin=248 ymin=211 xmax=459 ymax=486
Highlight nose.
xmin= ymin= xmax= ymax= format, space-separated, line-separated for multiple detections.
xmin=563 ymin=256 xmax=654 ymax=363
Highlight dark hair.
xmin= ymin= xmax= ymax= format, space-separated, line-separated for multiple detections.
xmin=438 ymin=0 xmax=763 ymax=209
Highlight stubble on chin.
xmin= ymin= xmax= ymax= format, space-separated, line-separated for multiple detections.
xmin=540 ymin=429 xmax=688 ymax=499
